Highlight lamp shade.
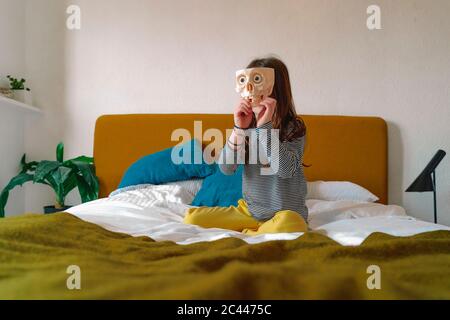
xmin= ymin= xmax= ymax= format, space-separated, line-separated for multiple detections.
xmin=405 ymin=171 xmax=434 ymax=192
xmin=406 ymin=150 xmax=446 ymax=192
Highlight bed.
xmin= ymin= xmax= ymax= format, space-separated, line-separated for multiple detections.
xmin=0 ymin=114 xmax=449 ymax=299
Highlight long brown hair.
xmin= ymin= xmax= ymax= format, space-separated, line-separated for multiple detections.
xmin=247 ymin=56 xmax=306 ymax=142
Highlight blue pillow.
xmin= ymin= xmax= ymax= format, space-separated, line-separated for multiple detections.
xmin=119 ymin=139 xmax=214 ymax=188
xmin=192 ymin=164 xmax=243 ymax=207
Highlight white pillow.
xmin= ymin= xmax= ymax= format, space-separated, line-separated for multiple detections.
xmin=166 ymin=179 xmax=204 ymax=199
xmin=109 ymin=179 xmax=204 ymax=199
xmin=306 ymin=181 xmax=379 ymax=202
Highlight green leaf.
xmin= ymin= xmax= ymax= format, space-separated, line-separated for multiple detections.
xmin=19 ymin=154 xmax=38 ymax=174
xmin=56 ymin=142 xmax=64 ymax=163
xmin=44 ymin=174 xmax=59 ymax=197
xmin=52 ymin=167 xmax=72 ymax=185
xmin=65 ymin=158 xmax=99 ymax=203
xmin=4 ymin=173 xmax=35 ymax=191
xmin=75 ymin=174 xmax=97 ymax=203
xmin=45 ymin=172 xmax=63 ymax=207
xmin=66 ymin=156 xmax=94 ymax=164
xmin=75 ymin=175 xmax=90 ymax=203
xmin=34 ymin=161 xmax=60 ymax=183
xmin=67 ymin=161 xmax=98 ymax=191
xmin=0 ymin=192 xmax=9 ymax=218
xmin=23 ymin=161 xmax=38 ymax=173
xmin=49 ymin=167 xmax=72 ymax=206
xmin=0 ymin=173 xmax=34 ymax=217
xmin=63 ymin=174 xmax=78 ymax=197
xmin=20 ymin=154 xmax=26 ymax=166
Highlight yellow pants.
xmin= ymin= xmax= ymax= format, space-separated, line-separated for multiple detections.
xmin=184 ymin=199 xmax=308 ymax=235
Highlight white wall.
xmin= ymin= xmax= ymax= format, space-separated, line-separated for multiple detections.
xmin=21 ymin=0 xmax=450 ymax=225
xmin=0 ymin=0 xmax=26 ymax=84
xmin=23 ymin=0 xmax=67 ymax=213
xmin=0 ymin=0 xmax=27 ymax=215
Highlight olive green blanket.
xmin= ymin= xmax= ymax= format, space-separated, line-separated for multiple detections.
xmin=1 ymin=213 xmax=449 ymax=299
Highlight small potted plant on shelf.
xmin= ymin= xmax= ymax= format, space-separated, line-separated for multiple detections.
xmin=0 ymin=142 xmax=99 ymax=217
xmin=7 ymin=75 xmax=32 ymax=104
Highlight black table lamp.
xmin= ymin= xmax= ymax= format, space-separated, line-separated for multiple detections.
xmin=406 ymin=149 xmax=446 ymax=224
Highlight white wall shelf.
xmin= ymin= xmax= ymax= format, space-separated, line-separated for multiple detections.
xmin=0 ymin=95 xmax=42 ymax=114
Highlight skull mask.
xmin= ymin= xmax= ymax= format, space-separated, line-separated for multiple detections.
xmin=235 ymin=67 xmax=275 ymax=107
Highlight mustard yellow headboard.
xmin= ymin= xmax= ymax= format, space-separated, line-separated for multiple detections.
xmin=94 ymin=114 xmax=388 ymax=204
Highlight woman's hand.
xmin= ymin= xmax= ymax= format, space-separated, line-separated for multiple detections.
xmin=254 ymin=97 xmax=277 ymax=127
xmin=233 ymin=99 xmax=253 ymax=129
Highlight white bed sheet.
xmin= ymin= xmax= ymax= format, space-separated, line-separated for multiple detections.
xmin=66 ymin=184 xmax=450 ymax=246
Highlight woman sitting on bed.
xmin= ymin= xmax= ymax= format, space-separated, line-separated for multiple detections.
xmin=184 ymin=57 xmax=308 ymax=235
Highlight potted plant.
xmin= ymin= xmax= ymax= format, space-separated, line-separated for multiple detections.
xmin=7 ymin=75 xmax=32 ymax=105
xmin=0 ymin=142 xmax=99 ymax=217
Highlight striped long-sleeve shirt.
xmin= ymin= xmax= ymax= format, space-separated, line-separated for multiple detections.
xmin=218 ymin=121 xmax=308 ymax=221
